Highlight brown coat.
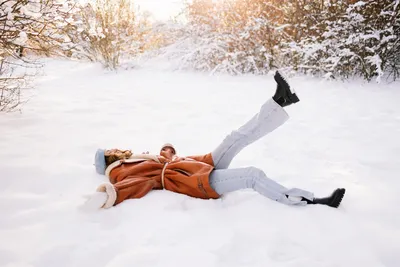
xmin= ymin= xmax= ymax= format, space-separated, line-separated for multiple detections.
xmin=107 ymin=153 xmax=220 ymax=206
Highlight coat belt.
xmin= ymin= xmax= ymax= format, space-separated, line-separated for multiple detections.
xmin=161 ymin=162 xmax=169 ymax=189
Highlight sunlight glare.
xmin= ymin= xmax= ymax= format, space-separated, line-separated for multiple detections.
xmin=134 ymin=0 xmax=185 ymax=21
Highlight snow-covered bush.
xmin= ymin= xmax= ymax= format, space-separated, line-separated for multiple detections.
xmin=0 ymin=0 xmax=78 ymax=112
xmin=163 ymin=0 xmax=399 ymax=81
xmin=64 ymin=0 xmax=152 ymax=69
xmin=291 ymin=0 xmax=400 ymax=82
xmin=158 ymin=0 xmax=283 ymax=75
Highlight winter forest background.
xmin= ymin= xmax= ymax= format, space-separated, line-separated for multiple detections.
xmin=1 ymin=0 xmax=399 ymax=112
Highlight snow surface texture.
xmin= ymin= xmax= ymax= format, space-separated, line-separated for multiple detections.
xmin=1 ymin=59 xmax=400 ymax=267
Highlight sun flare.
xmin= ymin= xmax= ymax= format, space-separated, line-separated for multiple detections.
xmin=134 ymin=0 xmax=185 ymax=20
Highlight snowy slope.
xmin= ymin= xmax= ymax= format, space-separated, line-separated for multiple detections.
xmin=0 ymin=59 xmax=399 ymax=267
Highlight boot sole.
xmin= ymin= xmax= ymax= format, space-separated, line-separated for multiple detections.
xmin=330 ymin=188 xmax=346 ymax=208
xmin=275 ymin=70 xmax=300 ymax=104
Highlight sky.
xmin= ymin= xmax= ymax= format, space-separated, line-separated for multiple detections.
xmin=134 ymin=0 xmax=186 ymax=21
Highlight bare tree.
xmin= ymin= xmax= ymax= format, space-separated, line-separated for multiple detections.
xmin=0 ymin=0 xmax=78 ymax=112
xmin=64 ymin=0 xmax=152 ymax=69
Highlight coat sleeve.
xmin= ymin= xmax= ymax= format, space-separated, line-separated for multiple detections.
xmin=113 ymin=176 xmax=158 ymax=205
xmin=97 ymin=177 xmax=158 ymax=208
xmin=185 ymin=152 xmax=215 ymax=166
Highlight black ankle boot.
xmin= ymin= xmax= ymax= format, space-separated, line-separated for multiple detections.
xmin=272 ymin=70 xmax=300 ymax=107
xmin=302 ymin=188 xmax=346 ymax=208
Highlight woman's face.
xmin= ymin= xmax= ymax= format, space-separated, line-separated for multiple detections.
xmin=160 ymin=146 xmax=175 ymax=160
xmin=105 ymin=149 xmax=132 ymax=159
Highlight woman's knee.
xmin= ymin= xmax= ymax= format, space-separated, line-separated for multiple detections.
xmin=245 ymin=166 xmax=265 ymax=176
xmin=243 ymin=166 xmax=266 ymax=188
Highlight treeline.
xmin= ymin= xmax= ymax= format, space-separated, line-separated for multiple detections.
xmin=176 ymin=0 xmax=399 ymax=81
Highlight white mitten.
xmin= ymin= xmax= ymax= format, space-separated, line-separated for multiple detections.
xmin=82 ymin=192 xmax=108 ymax=210
xmin=81 ymin=183 xmax=117 ymax=211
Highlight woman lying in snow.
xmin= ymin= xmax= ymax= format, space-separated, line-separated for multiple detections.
xmin=85 ymin=71 xmax=346 ymax=209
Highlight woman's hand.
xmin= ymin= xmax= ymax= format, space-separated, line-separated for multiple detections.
xmin=157 ymin=155 xmax=170 ymax=164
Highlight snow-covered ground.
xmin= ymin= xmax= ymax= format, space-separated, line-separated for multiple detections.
xmin=1 ymin=59 xmax=399 ymax=267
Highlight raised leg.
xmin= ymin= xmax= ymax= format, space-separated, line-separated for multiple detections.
xmin=211 ymin=98 xmax=289 ymax=169
xmin=211 ymin=70 xmax=299 ymax=170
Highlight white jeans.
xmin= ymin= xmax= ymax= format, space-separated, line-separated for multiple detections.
xmin=209 ymin=98 xmax=314 ymax=206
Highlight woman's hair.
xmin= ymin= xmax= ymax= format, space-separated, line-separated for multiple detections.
xmin=105 ymin=154 xmax=121 ymax=168
xmin=105 ymin=150 xmax=132 ymax=168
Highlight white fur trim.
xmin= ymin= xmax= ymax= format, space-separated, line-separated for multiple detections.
xmin=128 ymin=154 xmax=161 ymax=163
xmin=96 ymin=183 xmax=117 ymax=209
xmin=105 ymin=160 xmax=123 ymax=177
xmin=105 ymin=154 xmax=161 ymax=178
